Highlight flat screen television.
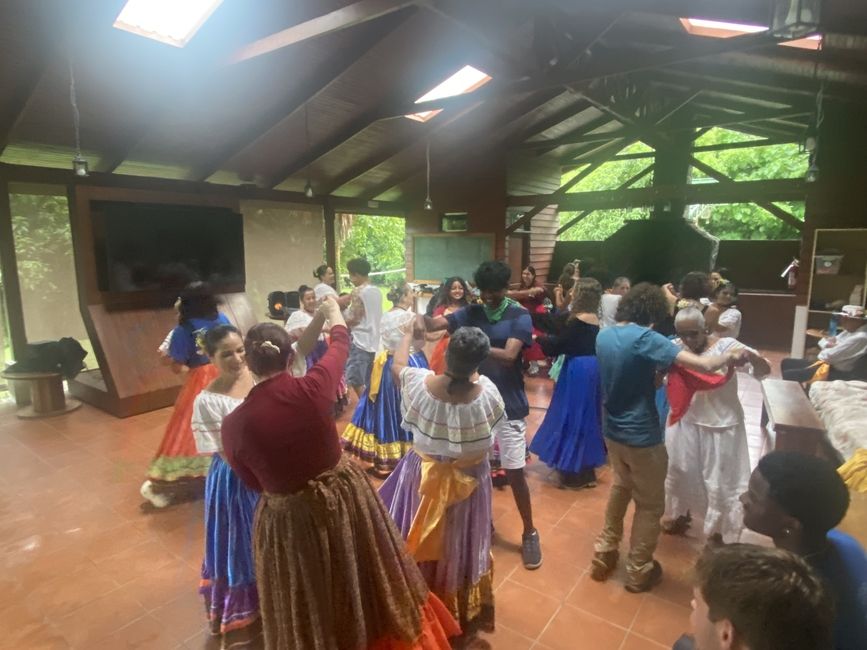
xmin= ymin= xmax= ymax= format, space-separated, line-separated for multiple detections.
xmin=92 ymin=201 xmax=245 ymax=293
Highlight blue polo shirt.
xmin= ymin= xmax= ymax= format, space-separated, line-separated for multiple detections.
xmin=595 ymin=323 xmax=680 ymax=447
xmin=446 ymin=303 xmax=533 ymax=420
xmin=168 ymin=313 xmax=231 ymax=368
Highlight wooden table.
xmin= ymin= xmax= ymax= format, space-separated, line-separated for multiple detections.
xmin=761 ymin=378 xmax=826 ymax=455
xmin=0 ymin=370 xmax=82 ymax=419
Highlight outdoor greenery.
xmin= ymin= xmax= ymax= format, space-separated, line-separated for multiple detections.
xmin=559 ymin=128 xmax=809 ymax=241
xmin=337 ymin=214 xmax=406 ymax=286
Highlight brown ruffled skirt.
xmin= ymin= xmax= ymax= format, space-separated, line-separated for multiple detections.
xmin=255 ymin=457 xmax=459 ymax=649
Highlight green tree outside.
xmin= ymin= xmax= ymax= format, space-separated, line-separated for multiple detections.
xmin=559 ymin=128 xmax=808 ymax=241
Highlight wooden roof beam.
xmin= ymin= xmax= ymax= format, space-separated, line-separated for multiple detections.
xmin=508 ymin=177 xmax=806 ymax=211
xmin=563 ymin=137 xmax=792 ymax=166
xmin=689 ymin=156 xmax=803 ymax=231
xmin=378 ymin=30 xmax=780 ymax=119
xmin=190 ymin=12 xmax=414 ymax=183
xmin=229 ymin=0 xmax=417 ymax=63
xmin=0 ymin=60 xmax=47 ymax=156
xmin=556 ymin=164 xmax=654 ymax=235
xmin=357 ymin=89 xmax=563 ymax=201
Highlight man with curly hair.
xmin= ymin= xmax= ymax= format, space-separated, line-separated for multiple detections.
xmin=590 ymin=283 xmax=744 ymax=593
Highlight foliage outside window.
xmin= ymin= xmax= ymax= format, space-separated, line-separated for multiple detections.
xmin=558 ymin=129 xmax=807 ymax=241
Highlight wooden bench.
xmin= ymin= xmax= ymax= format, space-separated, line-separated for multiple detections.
xmin=761 ymin=378 xmax=827 ymax=455
xmin=0 ymin=370 xmax=82 ymax=419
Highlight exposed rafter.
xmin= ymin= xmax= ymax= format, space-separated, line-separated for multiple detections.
xmin=563 ymin=137 xmax=792 ymax=166
xmin=556 ymin=164 xmax=654 ymax=235
xmin=0 ymin=59 xmax=47 ymax=156
xmin=689 ymin=156 xmax=803 ymax=231
xmin=229 ymin=0 xmax=416 ymax=63
xmin=508 ymin=177 xmax=807 ymax=210
xmin=190 ymin=12 xmax=413 ymax=182
xmin=357 ymin=89 xmax=564 ymax=201
xmin=378 ymin=30 xmax=780 ymax=119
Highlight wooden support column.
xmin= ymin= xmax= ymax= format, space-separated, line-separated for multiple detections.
xmin=0 ymin=178 xmax=27 ymax=360
xmin=650 ymin=113 xmax=693 ymax=220
xmin=323 ymin=200 xmax=338 ymax=292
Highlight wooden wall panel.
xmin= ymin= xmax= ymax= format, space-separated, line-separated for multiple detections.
xmin=507 ymin=153 xmax=561 ymax=283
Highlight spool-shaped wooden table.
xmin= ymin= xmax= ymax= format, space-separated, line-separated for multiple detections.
xmin=1 ymin=370 xmax=82 ymax=419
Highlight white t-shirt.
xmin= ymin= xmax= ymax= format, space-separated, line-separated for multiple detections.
xmin=677 ymin=337 xmax=756 ymax=428
xmin=600 ymin=294 xmax=621 ymax=328
xmin=819 ymin=324 xmax=867 ymax=372
xmin=191 ymin=391 xmax=243 ymax=454
xmin=349 ymin=284 xmax=383 ymax=353
xmin=313 ymin=282 xmax=338 ymax=301
xmin=716 ymin=307 xmax=742 ymax=339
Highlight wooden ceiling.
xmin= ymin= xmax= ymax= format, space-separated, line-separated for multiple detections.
xmin=2 ymin=0 xmax=867 ymax=203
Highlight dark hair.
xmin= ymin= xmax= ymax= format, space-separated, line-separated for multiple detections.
xmin=559 ymin=276 xmax=575 ymax=294
xmin=561 ymin=262 xmax=575 ymax=277
xmin=614 ymin=282 xmax=670 ymax=326
xmin=313 ymin=264 xmax=330 ymax=280
xmin=679 ymin=271 xmax=711 ymax=300
xmin=473 ymin=261 xmax=512 ymax=292
xmin=298 ymin=284 xmax=315 ymax=299
xmin=445 ymin=327 xmax=490 ymax=394
xmin=244 ymin=323 xmax=293 ymax=376
xmin=712 ymin=281 xmax=739 ymax=302
xmin=570 ymin=277 xmax=603 ymax=315
xmin=611 ymin=276 xmax=630 ymax=290
xmin=178 ymin=282 xmax=221 ymax=325
xmin=426 ymin=277 xmax=470 ymax=316
xmin=346 ymin=258 xmax=371 ymax=277
xmin=695 ymin=544 xmax=833 ymax=650
xmin=521 ymin=265 xmax=537 ymax=288
xmin=757 ymin=451 xmax=850 ymax=536
xmin=713 ymin=266 xmax=730 ymax=276
xmin=203 ymin=324 xmax=241 ymax=356
xmin=387 ymin=283 xmax=408 ymax=306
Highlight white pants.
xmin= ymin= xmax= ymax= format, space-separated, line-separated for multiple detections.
xmin=492 ymin=418 xmax=527 ymax=470
xmin=664 ymin=419 xmax=750 ymax=543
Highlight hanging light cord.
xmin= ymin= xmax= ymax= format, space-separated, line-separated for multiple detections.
xmin=425 ymin=140 xmax=431 ymax=199
xmin=69 ymin=56 xmax=82 ymax=156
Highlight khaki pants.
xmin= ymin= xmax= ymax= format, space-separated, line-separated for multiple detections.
xmin=595 ymin=438 xmax=668 ymax=577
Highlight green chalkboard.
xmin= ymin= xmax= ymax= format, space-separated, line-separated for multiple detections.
xmin=412 ymin=233 xmax=494 ymax=283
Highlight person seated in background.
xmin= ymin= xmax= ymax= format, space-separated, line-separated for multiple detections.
xmin=600 ymin=275 xmax=631 ymax=328
xmin=704 ymin=282 xmax=742 ymax=340
xmin=662 ymin=308 xmax=770 ymax=542
xmin=781 ymin=305 xmax=867 ymax=382
xmin=676 ymin=544 xmax=834 ymax=650
xmin=741 ymin=451 xmax=867 ymax=649
xmin=508 ymin=265 xmax=549 ymax=376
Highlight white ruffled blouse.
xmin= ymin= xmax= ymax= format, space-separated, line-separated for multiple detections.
xmin=399 ymin=367 xmax=505 ymax=459
xmin=191 ymin=390 xmax=243 ymax=454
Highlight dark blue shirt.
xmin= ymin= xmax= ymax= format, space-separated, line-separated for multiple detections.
xmin=168 ymin=313 xmax=231 ymax=368
xmin=810 ymin=530 xmax=867 ymax=650
xmin=595 ymin=323 xmax=680 ymax=447
xmin=446 ymin=303 xmax=533 ymax=420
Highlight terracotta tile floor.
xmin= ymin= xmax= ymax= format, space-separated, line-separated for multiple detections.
xmin=1 ymin=353 xmax=865 ymax=649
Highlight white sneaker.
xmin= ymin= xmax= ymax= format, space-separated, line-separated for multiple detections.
xmin=528 ymin=361 xmax=540 ymax=376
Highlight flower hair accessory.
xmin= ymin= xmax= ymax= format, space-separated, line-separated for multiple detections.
xmin=259 ymin=340 xmax=280 ymax=353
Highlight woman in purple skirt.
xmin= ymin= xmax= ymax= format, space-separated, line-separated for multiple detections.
xmin=379 ymin=324 xmax=505 ymax=642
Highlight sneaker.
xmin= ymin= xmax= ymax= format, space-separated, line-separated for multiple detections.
xmin=521 ymin=530 xmax=542 ymax=570
xmin=662 ymin=512 xmax=692 ymax=536
xmin=625 ymin=560 xmax=663 ymax=593
xmin=589 ymin=549 xmax=619 ymax=582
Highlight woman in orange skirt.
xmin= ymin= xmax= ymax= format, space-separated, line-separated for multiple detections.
xmin=426 ymin=277 xmax=471 ymax=374
xmin=141 ymin=284 xmax=231 ymax=509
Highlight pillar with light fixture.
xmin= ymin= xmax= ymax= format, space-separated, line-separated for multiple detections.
xmin=771 ymin=0 xmax=821 ymax=39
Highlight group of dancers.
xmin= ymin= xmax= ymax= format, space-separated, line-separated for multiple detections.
xmin=133 ymin=260 xmax=866 ymax=649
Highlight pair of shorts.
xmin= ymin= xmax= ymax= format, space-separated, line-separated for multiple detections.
xmin=345 ymin=344 xmax=375 ymax=388
xmin=492 ymin=418 xmax=528 ymax=470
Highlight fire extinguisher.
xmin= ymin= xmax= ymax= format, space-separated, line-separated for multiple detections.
xmin=781 ymin=258 xmax=799 ymax=290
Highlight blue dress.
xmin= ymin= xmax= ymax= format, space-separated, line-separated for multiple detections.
xmin=529 ymin=318 xmax=606 ymax=478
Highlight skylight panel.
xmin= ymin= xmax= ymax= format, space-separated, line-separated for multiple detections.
xmin=679 ymin=17 xmax=822 ymax=50
xmin=405 ymin=65 xmax=492 ymax=123
xmin=114 ymin=0 xmax=223 ymax=48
